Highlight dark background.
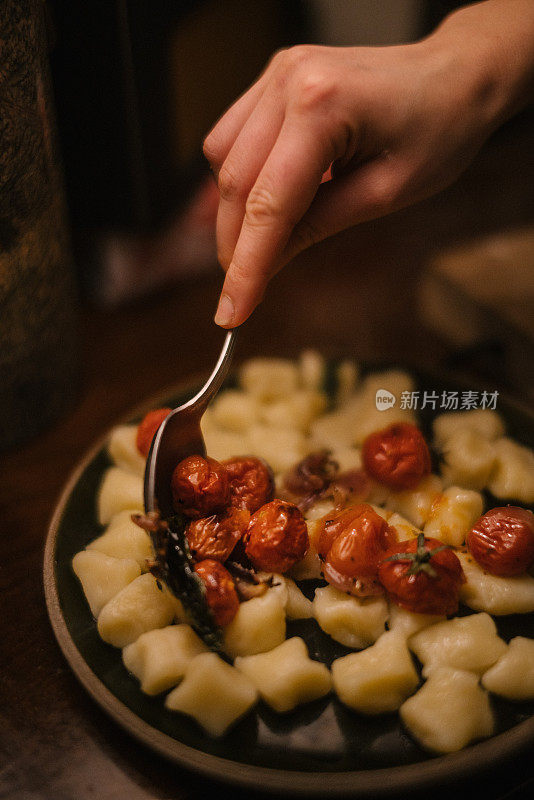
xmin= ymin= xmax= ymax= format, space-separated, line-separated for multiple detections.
xmin=1 ymin=2 xmax=534 ymax=798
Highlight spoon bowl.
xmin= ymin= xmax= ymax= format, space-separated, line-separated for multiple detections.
xmin=144 ymin=328 xmax=238 ymax=517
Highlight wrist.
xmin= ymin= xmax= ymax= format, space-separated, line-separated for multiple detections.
xmin=421 ymin=0 xmax=534 ymax=133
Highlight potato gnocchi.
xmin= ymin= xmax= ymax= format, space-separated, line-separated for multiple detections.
xmin=408 ymin=613 xmax=507 ymax=677
xmin=165 ymin=652 xmax=258 ymax=736
xmin=400 ymin=667 xmax=494 ymax=753
xmin=332 ymin=631 xmax=419 ymax=714
xmin=122 ymin=624 xmax=208 ymax=695
xmin=72 ymin=353 xmax=534 ymax=754
xmin=235 ymin=637 xmax=332 ymax=713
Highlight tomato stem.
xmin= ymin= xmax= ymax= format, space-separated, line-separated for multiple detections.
xmin=384 ymin=533 xmax=449 ymax=579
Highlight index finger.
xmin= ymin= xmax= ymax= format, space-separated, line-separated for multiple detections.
xmin=214 ymin=116 xmax=339 ymax=327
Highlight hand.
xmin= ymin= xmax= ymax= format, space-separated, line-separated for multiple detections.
xmin=203 ymin=1 xmax=534 ymax=327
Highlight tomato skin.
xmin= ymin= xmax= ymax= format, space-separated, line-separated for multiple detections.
xmin=222 ymin=456 xmax=274 ymax=513
xmin=245 ymin=500 xmax=309 ymax=573
xmin=467 ymin=506 xmax=534 ymax=576
xmin=362 ymin=422 xmax=431 ymax=490
xmin=194 ymin=559 xmax=239 ymax=627
xmin=186 ymin=507 xmax=250 ymax=562
xmin=171 ymin=455 xmax=229 ymax=518
xmin=378 ymin=536 xmax=465 ymax=616
xmin=136 ymin=408 xmax=172 ymax=458
xmin=318 ymin=503 xmax=397 ymax=597
xmin=316 ymin=503 xmax=390 ymax=559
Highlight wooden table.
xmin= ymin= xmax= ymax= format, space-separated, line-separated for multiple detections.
xmin=1 ymin=110 xmax=534 ymax=800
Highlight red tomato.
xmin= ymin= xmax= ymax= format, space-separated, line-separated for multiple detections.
xmin=222 ymin=456 xmax=274 ymax=513
xmin=245 ymin=500 xmax=309 ymax=573
xmin=171 ymin=455 xmax=229 ymax=518
xmin=378 ymin=534 xmax=465 ymax=615
xmin=467 ymin=506 xmax=534 ymax=576
xmin=362 ymin=422 xmax=431 ymax=490
xmin=186 ymin=507 xmax=250 ymax=562
xmin=194 ymin=559 xmax=239 ymax=627
xmin=318 ymin=503 xmax=397 ymax=597
xmin=135 ymin=408 xmax=172 ymax=458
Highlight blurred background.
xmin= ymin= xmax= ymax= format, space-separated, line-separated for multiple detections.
xmin=46 ymin=0 xmax=534 ymax=405
xmin=1 ymin=4 xmax=534 ymax=799
xmin=47 ymin=0 xmax=446 ymax=306
xmin=2 ymin=0 xmax=534 ymax=445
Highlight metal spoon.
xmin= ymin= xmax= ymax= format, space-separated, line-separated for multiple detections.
xmin=144 ymin=328 xmax=239 ymax=517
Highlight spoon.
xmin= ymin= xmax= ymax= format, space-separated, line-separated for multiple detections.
xmin=144 ymin=328 xmax=239 ymax=517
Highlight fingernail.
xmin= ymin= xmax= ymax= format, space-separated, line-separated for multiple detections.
xmin=214 ymin=293 xmax=235 ymax=327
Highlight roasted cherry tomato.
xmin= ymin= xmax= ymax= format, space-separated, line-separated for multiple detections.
xmin=318 ymin=503 xmax=397 ymax=597
xmin=171 ymin=454 xmax=229 ymax=518
xmin=194 ymin=559 xmax=239 ymax=627
xmin=222 ymin=456 xmax=274 ymax=513
xmin=186 ymin=507 xmax=250 ymax=562
xmin=245 ymin=500 xmax=309 ymax=573
xmin=467 ymin=506 xmax=534 ymax=576
xmin=378 ymin=534 xmax=465 ymax=616
xmin=135 ymin=407 xmax=172 ymax=458
xmin=362 ymin=422 xmax=431 ymax=490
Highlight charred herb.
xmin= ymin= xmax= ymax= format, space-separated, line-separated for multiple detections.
xmin=132 ymin=511 xmax=223 ymax=651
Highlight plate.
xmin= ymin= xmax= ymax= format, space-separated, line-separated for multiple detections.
xmin=44 ymin=364 xmax=534 ymax=796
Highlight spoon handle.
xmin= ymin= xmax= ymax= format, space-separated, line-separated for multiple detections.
xmin=188 ymin=328 xmax=239 ymax=411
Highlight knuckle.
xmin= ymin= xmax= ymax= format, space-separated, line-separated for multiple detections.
xmin=285 ymin=44 xmax=315 ymax=69
xmin=245 ymin=184 xmax=284 ymax=227
xmin=269 ymin=45 xmax=315 ymax=89
xmin=294 ymin=71 xmax=338 ymax=111
xmin=217 ymin=163 xmax=243 ymax=202
xmin=202 ymin=133 xmax=222 ymax=166
xmin=269 ymin=47 xmax=289 ymax=68
xmin=227 ymin=258 xmax=255 ymax=287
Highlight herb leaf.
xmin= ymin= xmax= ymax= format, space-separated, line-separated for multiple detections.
xmin=132 ymin=511 xmax=223 ymax=652
xmin=165 ymin=514 xmax=223 ymax=651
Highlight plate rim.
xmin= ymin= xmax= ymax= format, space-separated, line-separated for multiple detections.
xmin=43 ymin=370 xmax=534 ymax=797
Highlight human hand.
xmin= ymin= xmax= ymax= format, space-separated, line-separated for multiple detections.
xmin=203 ymin=1 xmax=534 ymax=327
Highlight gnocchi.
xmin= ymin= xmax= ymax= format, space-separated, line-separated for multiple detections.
xmin=87 ymin=509 xmax=154 ymax=569
xmin=439 ymin=427 xmax=496 ymax=490
xmin=97 ymin=573 xmax=180 ymax=648
xmin=386 ymin=474 xmax=442 ymax=529
xmin=235 ymin=637 xmax=332 ymax=713
xmin=487 ymin=437 xmax=534 ymax=504
xmin=72 ymin=353 xmax=534 ymax=756
xmin=457 ymin=550 xmax=534 ymax=615
xmin=400 ymin=667 xmax=494 ymax=753
xmin=481 ymin=637 xmax=534 ymax=700
xmin=313 ymin=585 xmax=388 ymax=649
xmin=408 ymin=613 xmax=507 ymax=677
xmin=72 ymin=550 xmax=140 ymax=617
xmin=97 ymin=466 xmax=143 ymax=525
xmin=387 ymin=604 xmax=446 ymax=639
xmin=165 ymin=652 xmax=258 ymax=736
xmin=107 ymin=424 xmax=147 ymax=477
xmin=122 ymin=624 xmax=208 ymax=695
xmin=432 ymin=408 xmax=505 ymax=449
xmin=422 ymin=486 xmax=483 ymax=547
xmin=222 ymin=590 xmax=286 ymax=658
xmin=331 ymin=631 xmax=419 ymax=714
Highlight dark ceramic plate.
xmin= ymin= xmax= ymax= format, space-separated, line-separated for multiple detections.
xmin=44 ymin=364 xmax=534 ymax=797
